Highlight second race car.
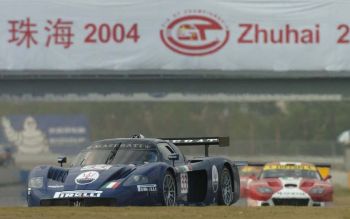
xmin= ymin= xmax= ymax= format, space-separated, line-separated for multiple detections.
xmin=246 ymin=161 xmax=333 ymax=207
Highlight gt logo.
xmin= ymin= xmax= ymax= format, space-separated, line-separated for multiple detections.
xmin=160 ymin=10 xmax=229 ymax=56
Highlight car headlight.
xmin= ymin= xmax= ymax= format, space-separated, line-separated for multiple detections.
xmin=123 ymin=175 xmax=149 ymax=186
xmin=309 ymin=187 xmax=325 ymax=194
xmin=29 ymin=177 xmax=44 ymax=189
xmin=257 ymin=186 xmax=273 ymax=194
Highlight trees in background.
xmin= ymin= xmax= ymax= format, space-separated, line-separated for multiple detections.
xmin=0 ymin=101 xmax=346 ymax=156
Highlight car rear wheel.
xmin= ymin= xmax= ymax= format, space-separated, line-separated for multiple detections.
xmin=218 ymin=167 xmax=234 ymax=206
xmin=162 ymin=171 xmax=176 ymax=206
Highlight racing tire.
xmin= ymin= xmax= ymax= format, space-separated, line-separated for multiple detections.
xmin=162 ymin=171 xmax=177 ymax=206
xmin=218 ymin=167 xmax=234 ymax=206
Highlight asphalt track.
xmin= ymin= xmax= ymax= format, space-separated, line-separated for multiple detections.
xmin=1 ymin=206 xmax=350 ymax=219
xmin=0 ymin=185 xmax=26 ymax=207
xmin=0 ymin=188 xmax=349 ymax=219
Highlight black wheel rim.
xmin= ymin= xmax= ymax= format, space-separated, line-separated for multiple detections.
xmin=163 ymin=174 xmax=176 ymax=206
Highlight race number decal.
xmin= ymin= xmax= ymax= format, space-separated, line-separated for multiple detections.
xmin=180 ymin=173 xmax=188 ymax=194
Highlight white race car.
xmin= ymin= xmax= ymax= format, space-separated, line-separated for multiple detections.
xmin=246 ymin=162 xmax=333 ymax=207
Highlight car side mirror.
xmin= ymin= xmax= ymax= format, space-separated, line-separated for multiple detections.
xmin=57 ymin=156 xmax=67 ymax=167
xmin=323 ymin=175 xmax=332 ymax=181
xmin=168 ymin=153 xmax=179 ymax=161
xmin=249 ymin=175 xmax=257 ymax=181
xmin=168 ymin=153 xmax=179 ymax=166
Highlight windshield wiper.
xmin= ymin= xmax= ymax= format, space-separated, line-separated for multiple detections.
xmin=105 ymin=143 xmax=121 ymax=164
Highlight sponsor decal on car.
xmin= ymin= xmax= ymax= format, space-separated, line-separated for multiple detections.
xmin=276 ymin=191 xmax=306 ymax=197
xmin=264 ymin=164 xmax=317 ymax=171
xmin=89 ymin=143 xmax=153 ymax=150
xmin=53 ymin=190 xmax=103 ymax=198
xmin=81 ymin=164 xmax=112 ymax=171
xmin=137 ymin=184 xmax=157 ymax=192
xmin=167 ymin=138 xmax=222 ymax=145
xmin=160 ymin=10 xmax=230 ymax=56
xmin=75 ymin=171 xmax=99 ymax=185
xmin=48 ymin=185 xmax=64 ymax=188
xmin=212 ymin=165 xmax=219 ymax=192
xmin=180 ymin=173 xmax=188 ymax=194
xmin=102 ymin=181 xmax=121 ymax=189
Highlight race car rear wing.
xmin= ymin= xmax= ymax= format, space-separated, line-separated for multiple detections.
xmin=162 ymin=137 xmax=229 ymax=157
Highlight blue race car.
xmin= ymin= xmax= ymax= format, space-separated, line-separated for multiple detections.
xmin=27 ymin=134 xmax=240 ymax=206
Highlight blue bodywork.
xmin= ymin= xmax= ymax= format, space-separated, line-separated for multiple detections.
xmin=27 ymin=137 xmax=240 ymax=206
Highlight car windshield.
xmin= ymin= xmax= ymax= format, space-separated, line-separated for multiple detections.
xmin=260 ymin=169 xmax=320 ymax=179
xmin=239 ymin=166 xmax=262 ymax=177
xmin=72 ymin=149 xmax=159 ymax=166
